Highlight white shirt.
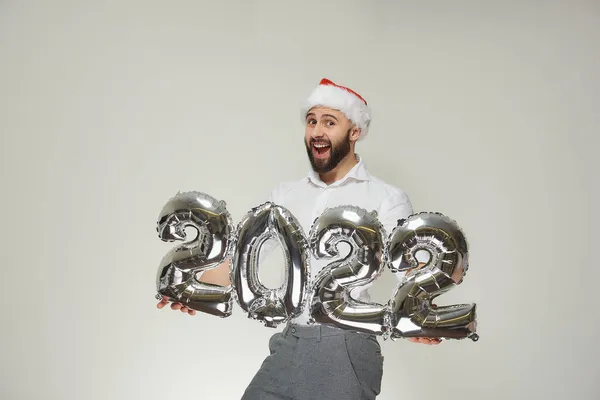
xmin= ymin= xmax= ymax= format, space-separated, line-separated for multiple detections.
xmin=265 ymin=155 xmax=414 ymax=325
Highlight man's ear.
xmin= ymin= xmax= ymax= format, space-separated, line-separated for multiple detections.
xmin=349 ymin=125 xmax=362 ymax=141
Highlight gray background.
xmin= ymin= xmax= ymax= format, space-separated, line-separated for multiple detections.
xmin=1 ymin=1 xmax=598 ymax=399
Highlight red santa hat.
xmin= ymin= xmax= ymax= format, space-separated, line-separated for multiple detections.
xmin=302 ymin=78 xmax=372 ymax=140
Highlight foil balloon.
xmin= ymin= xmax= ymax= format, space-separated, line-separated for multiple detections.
xmin=230 ymin=202 xmax=310 ymax=328
xmin=308 ymin=205 xmax=389 ymax=336
xmin=155 ymin=191 xmax=234 ymax=318
xmin=384 ymin=212 xmax=478 ymax=341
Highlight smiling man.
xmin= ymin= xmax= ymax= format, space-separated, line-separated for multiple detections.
xmin=158 ymin=78 xmax=440 ymax=399
xmin=303 ymin=78 xmax=370 ymax=184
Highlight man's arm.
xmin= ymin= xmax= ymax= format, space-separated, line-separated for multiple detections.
xmin=157 ymin=185 xmax=284 ymax=314
xmin=199 ymin=258 xmax=231 ymax=286
xmin=377 ymin=189 xmax=414 ymax=282
xmin=378 ymin=190 xmax=413 ymax=233
xmin=199 ymin=183 xmax=285 ymax=287
xmin=156 ymin=258 xmax=231 ymax=315
xmin=199 ymin=182 xmax=285 ymax=286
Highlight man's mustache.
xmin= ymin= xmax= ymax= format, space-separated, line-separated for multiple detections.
xmin=310 ymin=138 xmax=331 ymax=145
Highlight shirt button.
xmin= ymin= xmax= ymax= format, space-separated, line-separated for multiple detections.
xmin=291 ymin=328 xmax=296 ymax=333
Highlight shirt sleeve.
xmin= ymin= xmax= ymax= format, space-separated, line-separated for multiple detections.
xmin=258 ymin=184 xmax=285 ymax=265
xmin=267 ymin=185 xmax=279 ymax=203
xmin=377 ymin=189 xmax=414 ymax=282
xmin=378 ymin=189 xmax=413 ymax=235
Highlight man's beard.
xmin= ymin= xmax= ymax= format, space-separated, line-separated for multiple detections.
xmin=305 ymin=129 xmax=352 ymax=174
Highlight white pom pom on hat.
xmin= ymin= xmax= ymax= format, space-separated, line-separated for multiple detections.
xmin=301 ymin=78 xmax=372 ymax=140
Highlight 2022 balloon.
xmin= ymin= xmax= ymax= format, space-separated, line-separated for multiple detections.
xmin=155 ymin=191 xmax=478 ymax=342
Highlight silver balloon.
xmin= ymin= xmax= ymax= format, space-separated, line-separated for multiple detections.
xmin=155 ymin=191 xmax=234 ymax=318
xmin=385 ymin=212 xmax=478 ymax=341
xmin=230 ymin=202 xmax=311 ymax=328
xmin=308 ymin=205 xmax=389 ymax=336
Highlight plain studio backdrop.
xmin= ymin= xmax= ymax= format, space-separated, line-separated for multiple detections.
xmin=1 ymin=1 xmax=598 ymax=399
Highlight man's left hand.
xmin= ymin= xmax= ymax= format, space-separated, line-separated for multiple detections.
xmin=403 ymin=267 xmax=443 ymax=345
xmin=408 ymin=337 xmax=442 ymax=345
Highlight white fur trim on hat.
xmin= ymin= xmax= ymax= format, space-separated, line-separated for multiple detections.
xmin=301 ymin=78 xmax=372 ymax=140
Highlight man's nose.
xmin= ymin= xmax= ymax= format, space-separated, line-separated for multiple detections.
xmin=311 ymin=123 xmax=324 ymax=138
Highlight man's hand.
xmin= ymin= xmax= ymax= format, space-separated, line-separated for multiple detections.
xmin=406 ymin=305 xmax=442 ymax=345
xmin=407 ymin=337 xmax=442 ymax=345
xmin=155 ymin=260 xmax=231 ymax=316
xmin=156 ymin=296 xmax=196 ymax=316
xmin=403 ymin=264 xmax=442 ymax=345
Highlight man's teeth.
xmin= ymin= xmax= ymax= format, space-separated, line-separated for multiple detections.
xmin=314 ymin=144 xmax=329 ymax=148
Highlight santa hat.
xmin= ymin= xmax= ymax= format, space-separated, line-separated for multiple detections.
xmin=302 ymin=78 xmax=372 ymax=140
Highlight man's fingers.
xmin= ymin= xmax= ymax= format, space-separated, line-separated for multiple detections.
xmin=409 ymin=337 xmax=442 ymax=345
xmin=157 ymin=297 xmax=196 ymax=315
xmin=157 ymin=298 xmax=169 ymax=309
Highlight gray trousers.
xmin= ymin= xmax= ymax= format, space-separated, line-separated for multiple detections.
xmin=241 ymin=323 xmax=384 ymax=400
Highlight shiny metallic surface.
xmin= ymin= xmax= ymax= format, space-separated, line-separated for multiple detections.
xmin=385 ymin=212 xmax=478 ymax=341
xmin=155 ymin=191 xmax=234 ymax=317
xmin=230 ymin=202 xmax=310 ymax=328
xmin=308 ymin=206 xmax=389 ymax=336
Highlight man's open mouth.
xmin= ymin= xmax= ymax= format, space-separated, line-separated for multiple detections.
xmin=312 ymin=142 xmax=331 ymax=158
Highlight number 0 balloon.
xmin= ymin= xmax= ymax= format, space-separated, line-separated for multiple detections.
xmin=230 ymin=202 xmax=311 ymax=328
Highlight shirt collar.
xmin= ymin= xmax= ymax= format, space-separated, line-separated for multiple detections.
xmin=307 ymin=154 xmax=371 ymax=188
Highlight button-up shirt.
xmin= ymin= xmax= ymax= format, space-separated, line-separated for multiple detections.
xmin=267 ymin=155 xmax=414 ymax=324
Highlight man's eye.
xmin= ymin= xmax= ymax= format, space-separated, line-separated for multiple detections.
xmin=325 ymin=121 xmax=335 ymax=127
xmin=307 ymin=119 xmax=316 ymax=125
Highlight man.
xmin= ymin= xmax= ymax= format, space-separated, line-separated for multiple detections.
xmin=157 ymin=78 xmax=440 ymax=399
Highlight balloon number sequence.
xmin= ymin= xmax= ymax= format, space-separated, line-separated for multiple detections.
xmin=155 ymin=191 xmax=478 ymax=342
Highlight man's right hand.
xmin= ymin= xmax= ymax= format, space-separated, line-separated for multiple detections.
xmin=155 ymin=260 xmax=231 ymax=316
xmin=156 ymin=296 xmax=196 ymax=316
